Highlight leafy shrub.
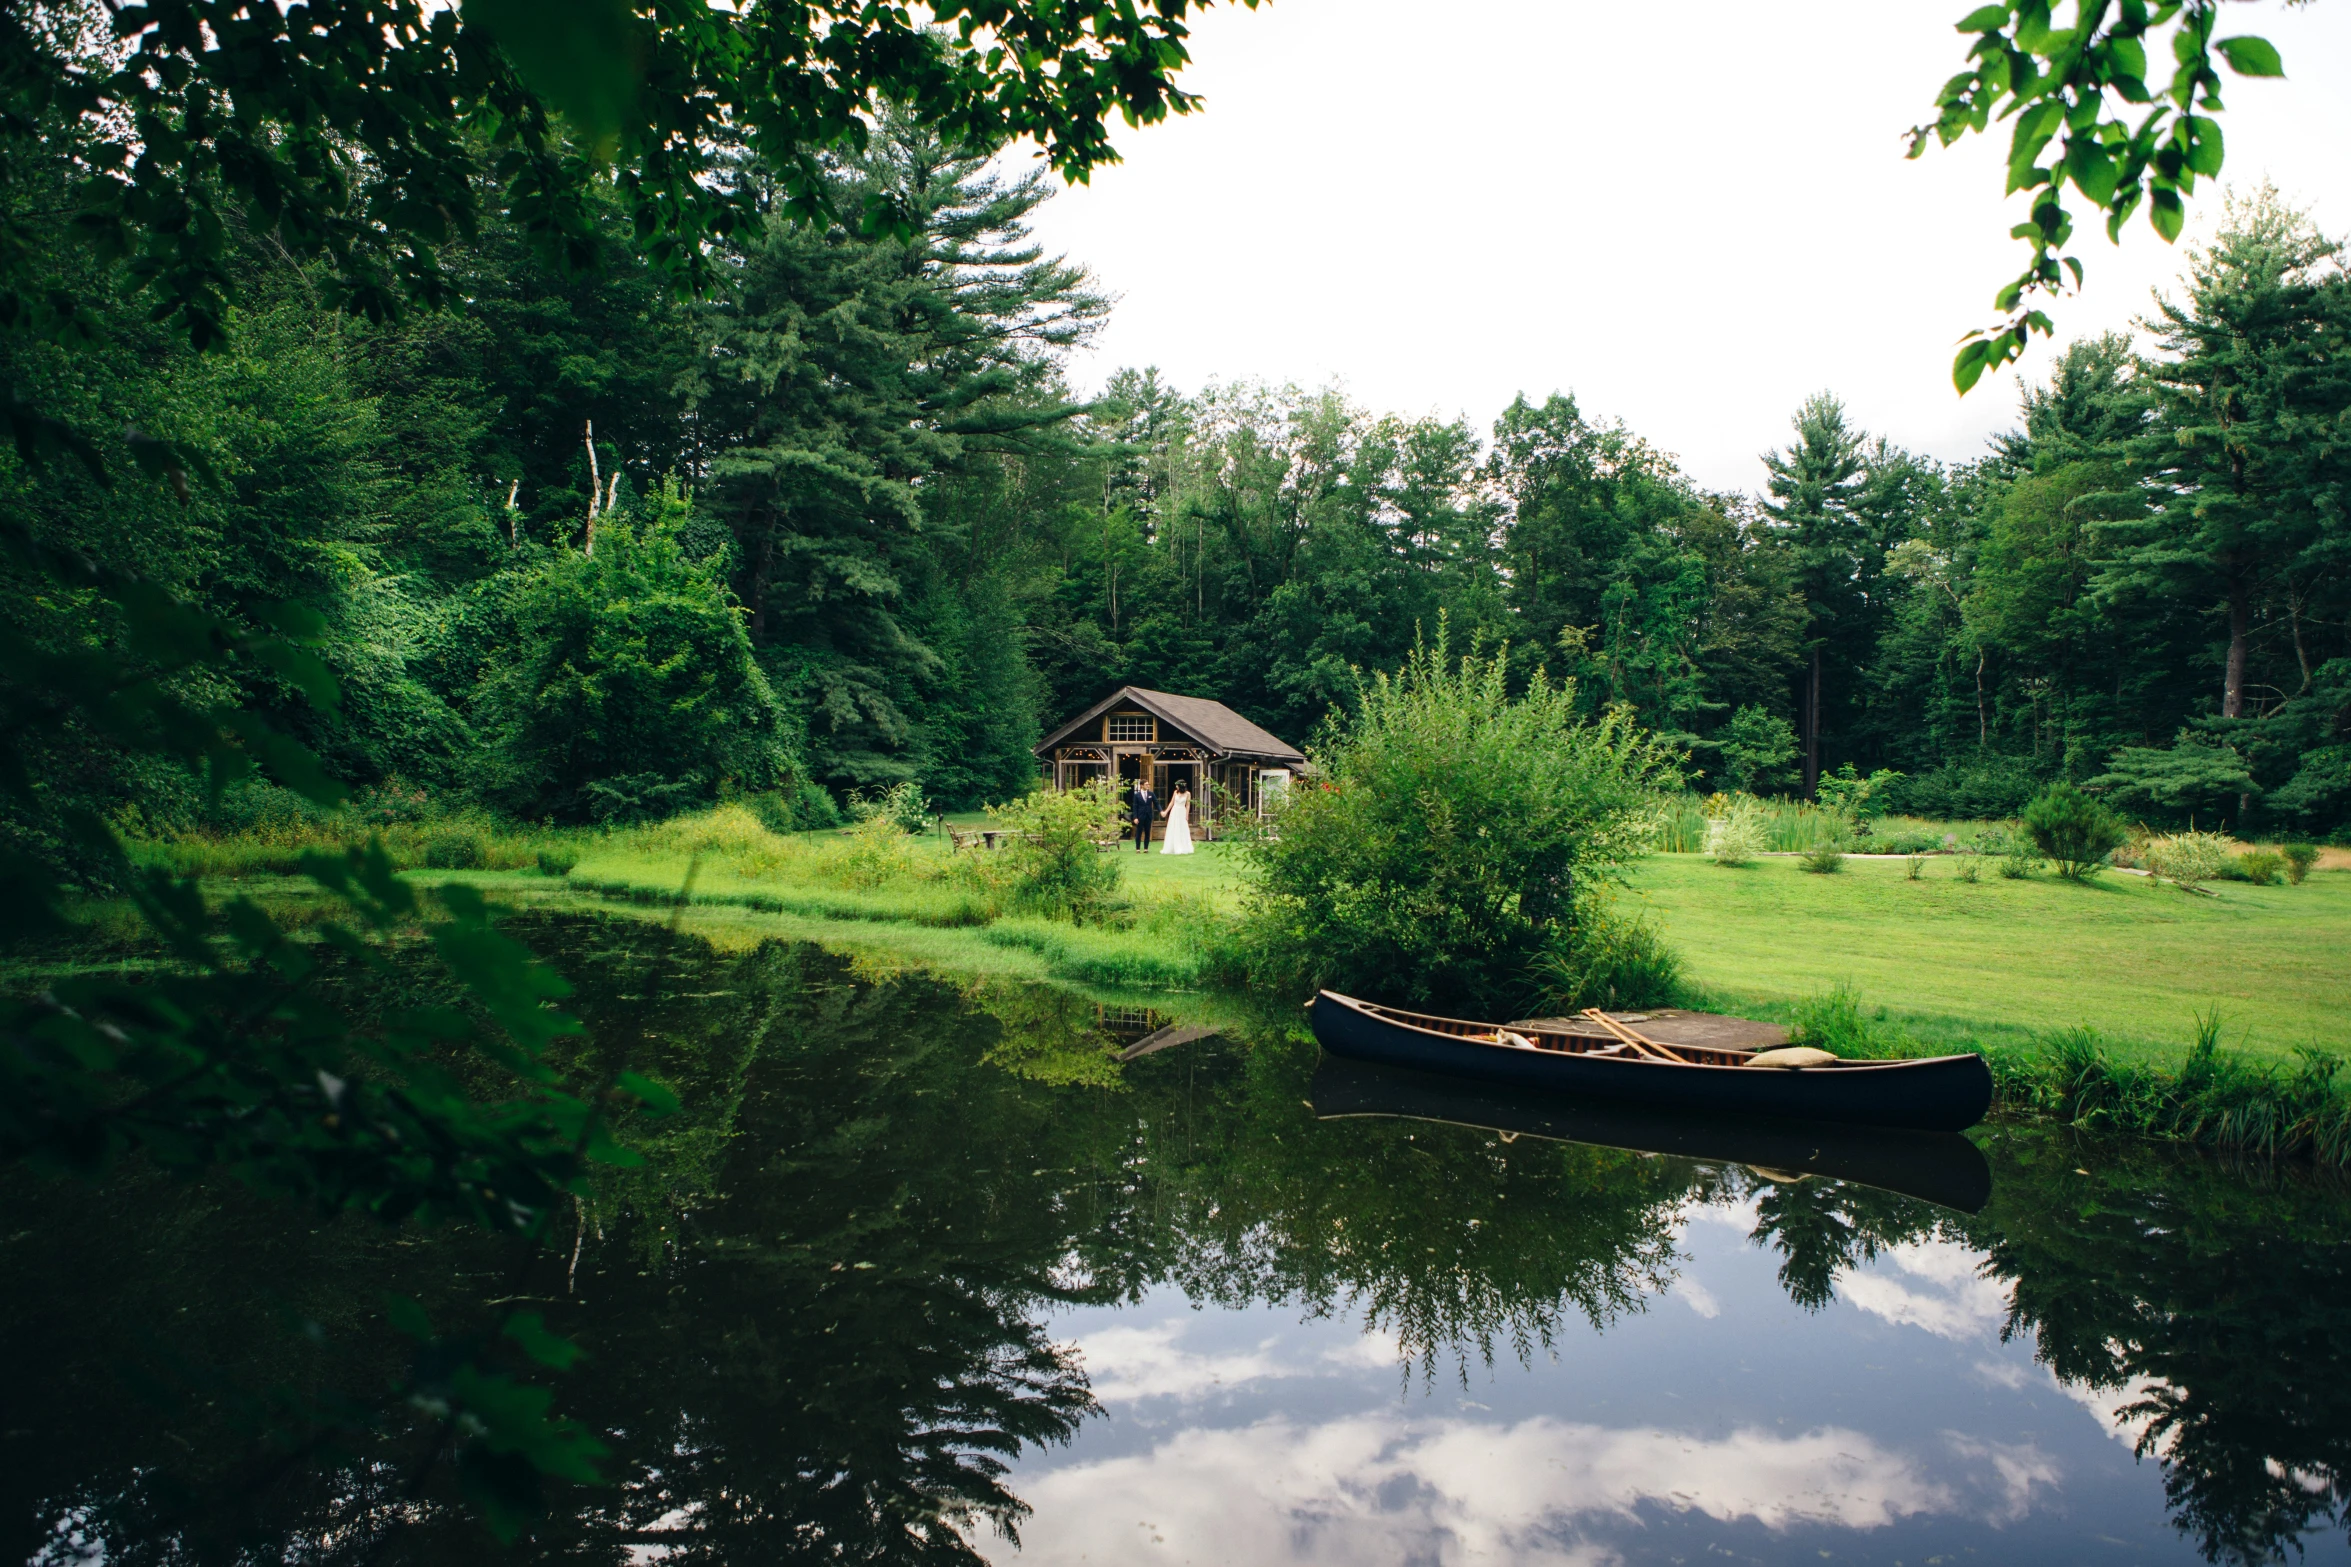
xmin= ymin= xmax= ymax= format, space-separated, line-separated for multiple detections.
xmin=421 ymin=828 xmax=489 ymax=870
xmin=849 ymin=779 xmax=931 ymax=834
xmin=1789 ymin=985 xmax=1871 ymax=1057
xmin=1906 ymin=855 xmax=1926 ymax=880
xmin=2021 ymin=780 xmax=2128 ymax=880
xmin=2085 ymin=733 xmax=2258 ymax=821
xmin=1875 ymin=829 xmax=1945 ymax=855
xmin=1244 ymin=628 xmax=1680 ymax=1015
xmin=836 ymin=814 xmax=919 ymax=888
xmin=1813 ymin=764 xmax=1903 ymax=822
xmin=477 ymin=491 xmax=793 ymax=824
xmin=1709 ymin=705 xmax=1797 ymax=794
xmin=2146 ymin=830 xmax=2233 ymax=891
xmin=1876 ymin=758 xmax=2043 ymax=819
xmin=1532 ymin=910 xmax=1684 ymax=1012
xmin=2234 ymin=849 xmax=2284 ymax=886
xmin=535 ymin=848 xmax=579 ymax=877
xmin=987 ymin=781 xmax=1123 ymax=922
xmin=1999 ymin=849 xmax=2042 ymax=878
xmin=1799 ymin=843 xmax=1844 ymax=874
xmin=1956 ymin=857 xmax=1980 ymax=883
xmin=1971 ymin=825 xmax=2017 ymax=858
xmin=1706 ymin=798 xmax=1767 ymax=866
xmin=2282 ymin=842 xmax=2321 ymax=884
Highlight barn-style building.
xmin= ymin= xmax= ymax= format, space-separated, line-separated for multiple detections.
xmin=1034 ymin=687 xmax=1304 ymax=840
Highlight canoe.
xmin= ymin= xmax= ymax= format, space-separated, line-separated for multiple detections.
xmin=1308 ymin=991 xmax=1993 ymax=1133
xmin=1308 ymin=1057 xmax=1992 ymax=1213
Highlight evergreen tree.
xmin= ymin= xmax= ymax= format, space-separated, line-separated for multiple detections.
xmin=1759 ymin=394 xmax=1868 ymax=793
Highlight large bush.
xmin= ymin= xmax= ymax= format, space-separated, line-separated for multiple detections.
xmin=2021 ymin=781 xmax=2128 ymax=880
xmin=1245 ymin=633 xmax=1681 ymax=1015
xmin=478 ymin=494 xmax=796 ymax=824
xmin=987 ymin=781 xmax=1124 ymax=922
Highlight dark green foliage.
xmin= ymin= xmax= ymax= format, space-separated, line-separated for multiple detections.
xmin=1532 ymin=912 xmax=1685 ymax=1012
xmin=1244 ymin=631 xmax=1680 ymax=1015
xmin=1798 ymin=843 xmax=1845 ymax=874
xmin=2233 ymin=849 xmax=2284 ymax=886
xmin=2086 ymin=735 xmax=2259 ymax=820
xmin=988 ymin=781 xmax=1124 ymax=922
xmin=2282 ymin=842 xmax=2321 ymax=884
xmin=2021 ymin=780 xmax=2128 ymax=879
xmin=479 ymin=502 xmax=791 ymax=824
xmin=1711 ymin=704 xmax=1798 ymax=793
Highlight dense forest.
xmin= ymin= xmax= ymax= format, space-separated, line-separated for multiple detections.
xmin=8 ymin=79 xmax=2349 ymax=841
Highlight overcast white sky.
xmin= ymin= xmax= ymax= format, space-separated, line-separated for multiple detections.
xmin=1015 ymin=0 xmax=2351 ymax=493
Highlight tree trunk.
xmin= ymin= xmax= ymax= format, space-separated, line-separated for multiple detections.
xmin=1974 ymin=646 xmax=1988 ymax=749
xmin=1803 ymin=645 xmax=1822 ymax=796
xmin=2222 ymin=580 xmax=2249 ymax=719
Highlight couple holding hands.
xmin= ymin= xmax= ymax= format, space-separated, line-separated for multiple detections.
xmin=1124 ymin=777 xmax=1195 ymax=855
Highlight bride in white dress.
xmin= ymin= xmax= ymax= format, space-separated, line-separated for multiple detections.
xmin=1159 ymin=781 xmax=1196 ymax=855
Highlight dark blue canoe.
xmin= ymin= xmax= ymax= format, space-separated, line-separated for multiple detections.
xmin=1309 ymin=990 xmax=1993 ymax=1133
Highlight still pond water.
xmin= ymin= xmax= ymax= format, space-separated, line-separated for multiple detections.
xmin=4 ymin=913 xmax=2348 ymax=1566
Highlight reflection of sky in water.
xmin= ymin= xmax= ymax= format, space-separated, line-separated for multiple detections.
xmin=985 ymin=1194 xmax=2337 ymax=1567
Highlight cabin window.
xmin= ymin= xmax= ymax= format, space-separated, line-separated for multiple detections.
xmin=1106 ymin=714 xmax=1155 ymax=743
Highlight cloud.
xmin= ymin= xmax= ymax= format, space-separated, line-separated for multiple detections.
xmin=982 ymin=1414 xmax=1966 ymax=1566
xmin=1835 ymin=1239 xmax=2012 ymax=1340
xmin=1672 ymin=1276 xmax=1723 ymax=1319
xmin=1068 ymin=1321 xmax=1301 ymax=1402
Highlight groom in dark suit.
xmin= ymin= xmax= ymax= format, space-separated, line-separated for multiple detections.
xmin=1126 ymin=778 xmax=1157 ymax=851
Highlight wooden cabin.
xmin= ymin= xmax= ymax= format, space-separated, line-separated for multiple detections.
xmin=1035 ymin=687 xmax=1305 ymax=840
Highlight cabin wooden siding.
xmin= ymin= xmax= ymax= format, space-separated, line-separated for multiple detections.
xmin=1034 ymin=686 xmax=1304 ymax=839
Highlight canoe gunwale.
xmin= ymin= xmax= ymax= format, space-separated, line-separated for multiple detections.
xmin=1310 ymin=991 xmax=1993 ymax=1133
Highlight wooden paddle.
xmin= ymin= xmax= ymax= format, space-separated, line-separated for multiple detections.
xmin=1579 ymin=1008 xmax=1691 ymax=1063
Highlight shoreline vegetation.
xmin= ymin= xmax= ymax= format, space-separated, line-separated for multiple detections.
xmin=70 ymin=789 xmax=2351 ymax=1169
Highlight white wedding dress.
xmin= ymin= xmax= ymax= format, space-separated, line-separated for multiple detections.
xmin=1159 ymin=792 xmax=1195 ymax=854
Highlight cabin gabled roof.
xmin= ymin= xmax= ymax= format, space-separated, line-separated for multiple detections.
xmin=1035 ymin=686 xmax=1305 ymax=764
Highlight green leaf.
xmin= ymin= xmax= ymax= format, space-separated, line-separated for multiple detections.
xmin=503 ymin=1311 xmax=585 ymax=1370
xmin=2183 ymin=115 xmax=2224 ymax=177
xmin=462 ymin=0 xmax=647 ymax=159
xmin=2214 ymin=36 xmax=2283 ymax=77
xmin=384 ymin=1293 xmax=434 ymax=1340
xmin=2065 ymin=137 xmax=2119 ymax=206
xmin=1953 ymin=338 xmax=1993 ymax=394
xmin=616 ymin=1070 xmax=681 ymax=1116
xmin=1955 ymin=4 xmax=2011 ymax=31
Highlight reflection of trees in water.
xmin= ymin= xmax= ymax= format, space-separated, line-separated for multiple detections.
xmin=1730 ymin=1127 xmax=2351 ymax=1566
xmin=1744 ymin=1173 xmax=1970 ymax=1310
xmin=1138 ymin=1037 xmax=1693 ymax=1375
xmin=1968 ymin=1132 xmax=2351 ymax=1566
xmin=6 ymin=918 xmax=2349 ymax=1565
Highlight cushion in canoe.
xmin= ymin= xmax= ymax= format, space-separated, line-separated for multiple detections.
xmin=1745 ymin=1046 xmax=1840 ymax=1070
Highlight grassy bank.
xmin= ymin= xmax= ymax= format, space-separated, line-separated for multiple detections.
xmin=107 ymin=807 xmax=2351 ymax=1166
xmin=1624 ymin=852 xmax=2350 ymax=1063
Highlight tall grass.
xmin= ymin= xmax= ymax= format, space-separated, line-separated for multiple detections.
xmin=1650 ymin=793 xmax=2012 ymax=856
xmin=1791 ymin=984 xmax=2351 ymax=1168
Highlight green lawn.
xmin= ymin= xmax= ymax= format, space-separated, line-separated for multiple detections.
xmin=1624 ymin=854 xmax=2351 ymax=1061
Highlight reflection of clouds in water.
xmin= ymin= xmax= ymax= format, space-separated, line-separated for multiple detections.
xmin=1680 ymin=1193 xmax=1762 ymax=1234
xmin=1835 ymin=1239 xmax=2013 ymax=1340
xmin=983 ymin=1415 xmax=1968 ymax=1566
xmin=1070 ymin=1320 xmax=1404 ymax=1400
xmin=1944 ymin=1434 xmax=2063 ymax=1522
xmin=1671 ymin=1275 xmax=1722 ymax=1319
xmin=2049 ymin=1366 xmax=2168 ymax=1453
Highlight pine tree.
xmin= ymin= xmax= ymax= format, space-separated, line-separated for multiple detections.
xmin=1760 ymin=393 xmax=1867 ymax=793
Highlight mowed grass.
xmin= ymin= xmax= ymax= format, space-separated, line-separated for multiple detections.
xmin=1624 ymin=853 xmax=2351 ymax=1062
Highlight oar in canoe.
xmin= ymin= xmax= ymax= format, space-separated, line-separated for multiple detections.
xmin=1307 ymin=991 xmax=1993 ymax=1133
